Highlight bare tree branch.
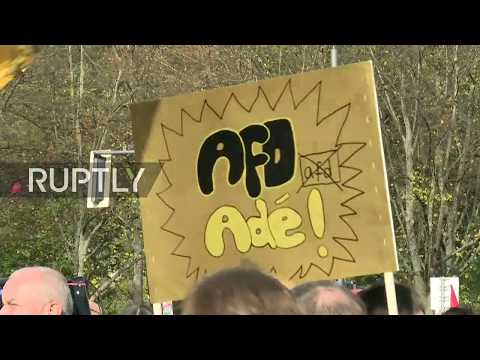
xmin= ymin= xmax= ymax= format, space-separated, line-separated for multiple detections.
xmin=89 ymin=258 xmax=140 ymax=302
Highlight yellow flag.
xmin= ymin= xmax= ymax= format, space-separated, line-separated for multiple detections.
xmin=0 ymin=45 xmax=35 ymax=90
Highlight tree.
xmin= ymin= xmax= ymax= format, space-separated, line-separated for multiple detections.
xmin=359 ymin=45 xmax=480 ymax=303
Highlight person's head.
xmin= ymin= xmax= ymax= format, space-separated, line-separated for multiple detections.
xmin=293 ymin=281 xmax=366 ymax=315
xmin=183 ymin=267 xmax=303 ymax=315
xmin=442 ymin=306 xmax=474 ymax=315
xmin=120 ymin=304 xmax=153 ymax=315
xmin=291 ymin=280 xmax=329 ymax=299
xmin=0 ymin=267 xmax=73 ymax=315
xmin=358 ymin=282 xmax=425 ymax=315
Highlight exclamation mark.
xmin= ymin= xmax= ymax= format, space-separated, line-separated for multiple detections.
xmin=308 ymin=188 xmax=328 ymax=258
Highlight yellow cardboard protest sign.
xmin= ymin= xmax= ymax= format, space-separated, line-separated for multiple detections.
xmin=131 ymin=61 xmax=398 ymax=302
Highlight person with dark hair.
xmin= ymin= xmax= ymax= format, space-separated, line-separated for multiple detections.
xmin=358 ymin=282 xmax=425 ymax=315
xmin=442 ymin=306 xmax=475 ymax=315
xmin=293 ymin=281 xmax=366 ymax=315
xmin=182 ymin=267 xmax=303 ymax=315
xmin=173 ymin=300 xmax=183 ymax=315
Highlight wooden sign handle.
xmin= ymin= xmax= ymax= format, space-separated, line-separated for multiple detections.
xmin=153 ymin=303 xmax=163 ymax=315
xmin=384 ymin=272 xmax=398 ymax=315
xmin=153 ymin=301 xmax=174 ymax=315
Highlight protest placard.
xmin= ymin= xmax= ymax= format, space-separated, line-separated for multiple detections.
xmin=131 ymin=61 xmax=398 ymax=302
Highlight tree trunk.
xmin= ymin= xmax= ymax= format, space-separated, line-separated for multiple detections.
xmin=405 ymin=128 xmax=427 ymax=301
xmin=69 ymin=45 xmax=89 ymax=277
xmin=132 ymin=230 xmax=144 ymax=306
xmin=77 ymin=234 xmax=88 ymax=277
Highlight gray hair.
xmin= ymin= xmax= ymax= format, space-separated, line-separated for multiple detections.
xmin=291 ymin=280 xmax=334 ymax=299
xmin=10 ymin=267 xmax=74 ymax=315
xmin=295 ymin=281 xmax=366 ymax=315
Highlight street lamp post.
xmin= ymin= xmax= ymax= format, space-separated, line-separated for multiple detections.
xmin=331 ymin=45 xmax=337 ymax=68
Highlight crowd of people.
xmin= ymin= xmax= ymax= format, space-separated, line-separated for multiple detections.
xmin=0 ymin=265 xmax=473 ymax=315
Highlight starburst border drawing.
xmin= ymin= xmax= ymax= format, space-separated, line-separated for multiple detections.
xmin=155 ymin=78 xmax=366 ymax=281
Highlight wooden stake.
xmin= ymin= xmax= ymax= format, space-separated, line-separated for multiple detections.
xmin=153 ymin=303 xmax=163 ymax=315
xmin=152 ymin=301 xmax=174 ymax=315
xmin=384 ymin=272 xmax=398 ymax=315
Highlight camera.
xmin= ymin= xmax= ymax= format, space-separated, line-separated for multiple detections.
xmin=67 ymin=277 xmax=92 ymax=315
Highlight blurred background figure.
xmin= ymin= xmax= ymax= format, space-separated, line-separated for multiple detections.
xmin=442 ymin=306 xmax=475 ymax=315
xmin=351 ymin=288 xmax=363 ymax=295
xmin=182 ymin=267 xmax=303 ymax=315
xmin=120 ymin=304 xmax=153 ymax=315
xmin=0 ymin=266 xmax=73 ymax=315
xmin=292 ymin=281 xmax=366 ymax=315
xmin=358 ymin=282 xmax=425 ymax=315
xmin=89 ymin=300 xmax=103 ymax=315
xmin=9 ymin=180 xmax=22 ymax=195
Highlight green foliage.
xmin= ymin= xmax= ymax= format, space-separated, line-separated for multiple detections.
xmin=460 ymin=259 xmax=480 ymax=312
xmin=0 ymin=197 xmax=74 ymax=276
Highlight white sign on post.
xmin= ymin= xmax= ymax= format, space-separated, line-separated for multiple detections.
xmin=161 ymin=301 xmax=174 ymax=315
xmin=430 ymin=277 xmax=459 ymax=315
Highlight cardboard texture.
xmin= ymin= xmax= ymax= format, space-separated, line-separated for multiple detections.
xmin=130 ymin=61 xmax=398 ymax=302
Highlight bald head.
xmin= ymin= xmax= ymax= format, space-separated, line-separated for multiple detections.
xmin=0 ymin=267 xmax=73 ymax=315
xmin=295 ymin=281 xmax=366 ymax=315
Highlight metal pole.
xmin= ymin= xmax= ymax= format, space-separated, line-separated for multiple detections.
xmin=331 ymin=45 xmax=338 ymax=68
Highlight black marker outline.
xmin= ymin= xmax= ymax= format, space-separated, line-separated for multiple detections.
xmin=290 ymin=141 xmax=367 ymax=279
xmin=298 ymin=150 xmax=342 ymax=192
xmin=153 ymin=77 xmax=369 ymax=282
